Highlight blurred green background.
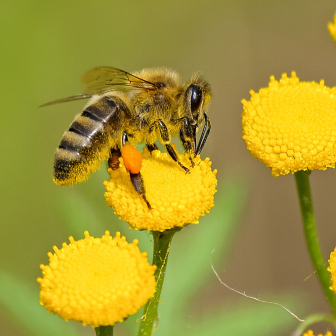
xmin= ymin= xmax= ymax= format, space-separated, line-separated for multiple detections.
xmin=1 ymin=1 xmax=336 ymax=335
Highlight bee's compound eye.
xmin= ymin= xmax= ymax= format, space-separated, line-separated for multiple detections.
xmin=189 ymin=85 xmax=202 ymax=114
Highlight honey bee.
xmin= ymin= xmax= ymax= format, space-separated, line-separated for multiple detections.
xmin=41 ymin=67 xmax=212 ymax=208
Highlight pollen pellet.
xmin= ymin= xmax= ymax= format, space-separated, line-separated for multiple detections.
xmin=122 ymin=143 xmax=143 ymax=174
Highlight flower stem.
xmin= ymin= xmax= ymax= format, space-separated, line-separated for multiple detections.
xmin=292 ymin=313 xmax=335 ymax=336
xmin=95 ymin=325 xmax=113 ymax=336
xmin=138 ymin=229 xmax=178 ymax=336
xmin=294 ymin=170 xmax=336 ymax=313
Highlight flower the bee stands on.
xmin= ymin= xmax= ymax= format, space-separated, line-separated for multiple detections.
xmin=105 ymin=146 xmax=217 ymax=231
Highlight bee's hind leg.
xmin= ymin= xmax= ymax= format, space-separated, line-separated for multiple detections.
xmin=121 ymin=132 xmax=152 ymax=210
xmin=157 ymin=119 xmax=190 ymax=173
xmin=130 ymin=172 xmax=152 ymax=210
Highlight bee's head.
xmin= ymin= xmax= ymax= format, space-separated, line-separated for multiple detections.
xmin=184 ymin=75 xmax=211 ymax=127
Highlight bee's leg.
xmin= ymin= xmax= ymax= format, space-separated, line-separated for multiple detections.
xmin=122 ymin=131 xmax=129 ymax=146
xmin=146 ymin=124 xmax=158 ymax=153
xmin=195 ymin=113 xmax=211 ymax=156
xmin=180 ymin=117 xmax=196 ymax=167
xmin=157 ymin=119 xmax=190 ymax=173
xmin=121 ymin=131 xmax=151 ymax=209
xmin=146 ymin=143 xmax=158 ymax=153
xmin=108 ymin=147 xmax=122 ymax=170
xmin=130 ymin=172 xmax=152 ymax=210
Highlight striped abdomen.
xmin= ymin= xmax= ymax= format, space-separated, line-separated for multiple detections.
xmin=54 ymin=95 xmax=126 ymax=186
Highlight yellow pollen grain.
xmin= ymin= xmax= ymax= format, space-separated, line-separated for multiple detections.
xmin=104 ymin=147 xmax=217 ymax=231
xmin=37 ymin=231 xmax=156 ymax=328
xmin=242 ymin=72 xmax=336 ymax=176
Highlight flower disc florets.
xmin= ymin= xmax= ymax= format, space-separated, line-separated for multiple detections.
xmin=303 ymin=330 xmax=333 ymax=336
xmin=104 ymin=147 xmax=217 ymax=232
xmin=37 ymin=231 xmax=156 ymax=328
xmin=242 ymin=72 xmax=336 ymax=176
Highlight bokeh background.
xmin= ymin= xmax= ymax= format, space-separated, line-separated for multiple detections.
xmin=2 ymin=1 xmax=336 ymax=335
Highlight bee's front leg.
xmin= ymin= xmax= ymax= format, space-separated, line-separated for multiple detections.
xmin=195 ymin=113 xmax=211 ymax=156
xmin=180 ymin=117 xmax=196 ymax=167
xmin=157 ymin=119 xmax=190 ymax=173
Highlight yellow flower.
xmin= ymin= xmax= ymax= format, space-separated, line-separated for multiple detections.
xmin=328 ymin=246 xmax=336 ymax=293
xmin=303 ymin=330 xmax=333 ymax=336
xmin=242 ymin=72 xmax=336 ymax=177
xmin=104 ymin=147 xmax=217 ymax=232
xmin=328 ymin=13 xmax=336 ymax=44
xmin=37 ymin=231 xmax=156 ymax=328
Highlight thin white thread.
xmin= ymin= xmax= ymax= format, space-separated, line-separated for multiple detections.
xmin=210 ymin=249 xmax=304 ymax=322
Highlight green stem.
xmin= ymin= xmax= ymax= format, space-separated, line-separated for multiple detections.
xmin=294 ymin=170 xmax=336 ymax=313
xmin=138 ymin=229 xmax=178 ymax=336
xmin=95 ymin=325 xmax=113 ymax=336
xmin=292 ymin=313 xmax=335 ymax=336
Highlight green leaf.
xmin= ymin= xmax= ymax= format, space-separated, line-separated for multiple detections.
xmin=0 ymin=270 xmax=82 ymax=336
xmin=54 ymin=190 xmax=105 ymax=238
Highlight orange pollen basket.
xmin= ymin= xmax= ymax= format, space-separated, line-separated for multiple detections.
xmin=122 ymin=143 xmax=143 ymax=174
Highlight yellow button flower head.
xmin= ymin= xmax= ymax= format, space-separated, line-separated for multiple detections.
xmin=328 ymin=246 xmax=336 ymax=294
xmin=328 ymin=12 xmax=336 ymax=44
xmin=242 ymin=72 xmax=336 ymax=177
xmin=303 ymin=330 xmax=333 ymax=336
xmin=104 ymin=147 xmax=217 ymax=232
xmin=37 ymin=231 xmax=156 ymax=328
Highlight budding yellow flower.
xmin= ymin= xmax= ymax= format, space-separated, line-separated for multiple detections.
xmin=37 ymin=231 xmax=156 ymax=328
xmin=328 ymin=13 xmax=336 ymax=44
xmin=242 ymin=72 xmax=336 ymax=177
xmin=104 ymin=147 xmax=217 ymax=232
xmin=303 ymin=330 xmax=333 ymax=336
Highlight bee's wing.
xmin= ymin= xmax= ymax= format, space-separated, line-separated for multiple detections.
xmin=81 ymin=67 xmax=158 ymax=94
xmin=39 ymin=94 xmax=92 ymax=107
xmin=39 ymin=67 xmax=158 ymax=107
